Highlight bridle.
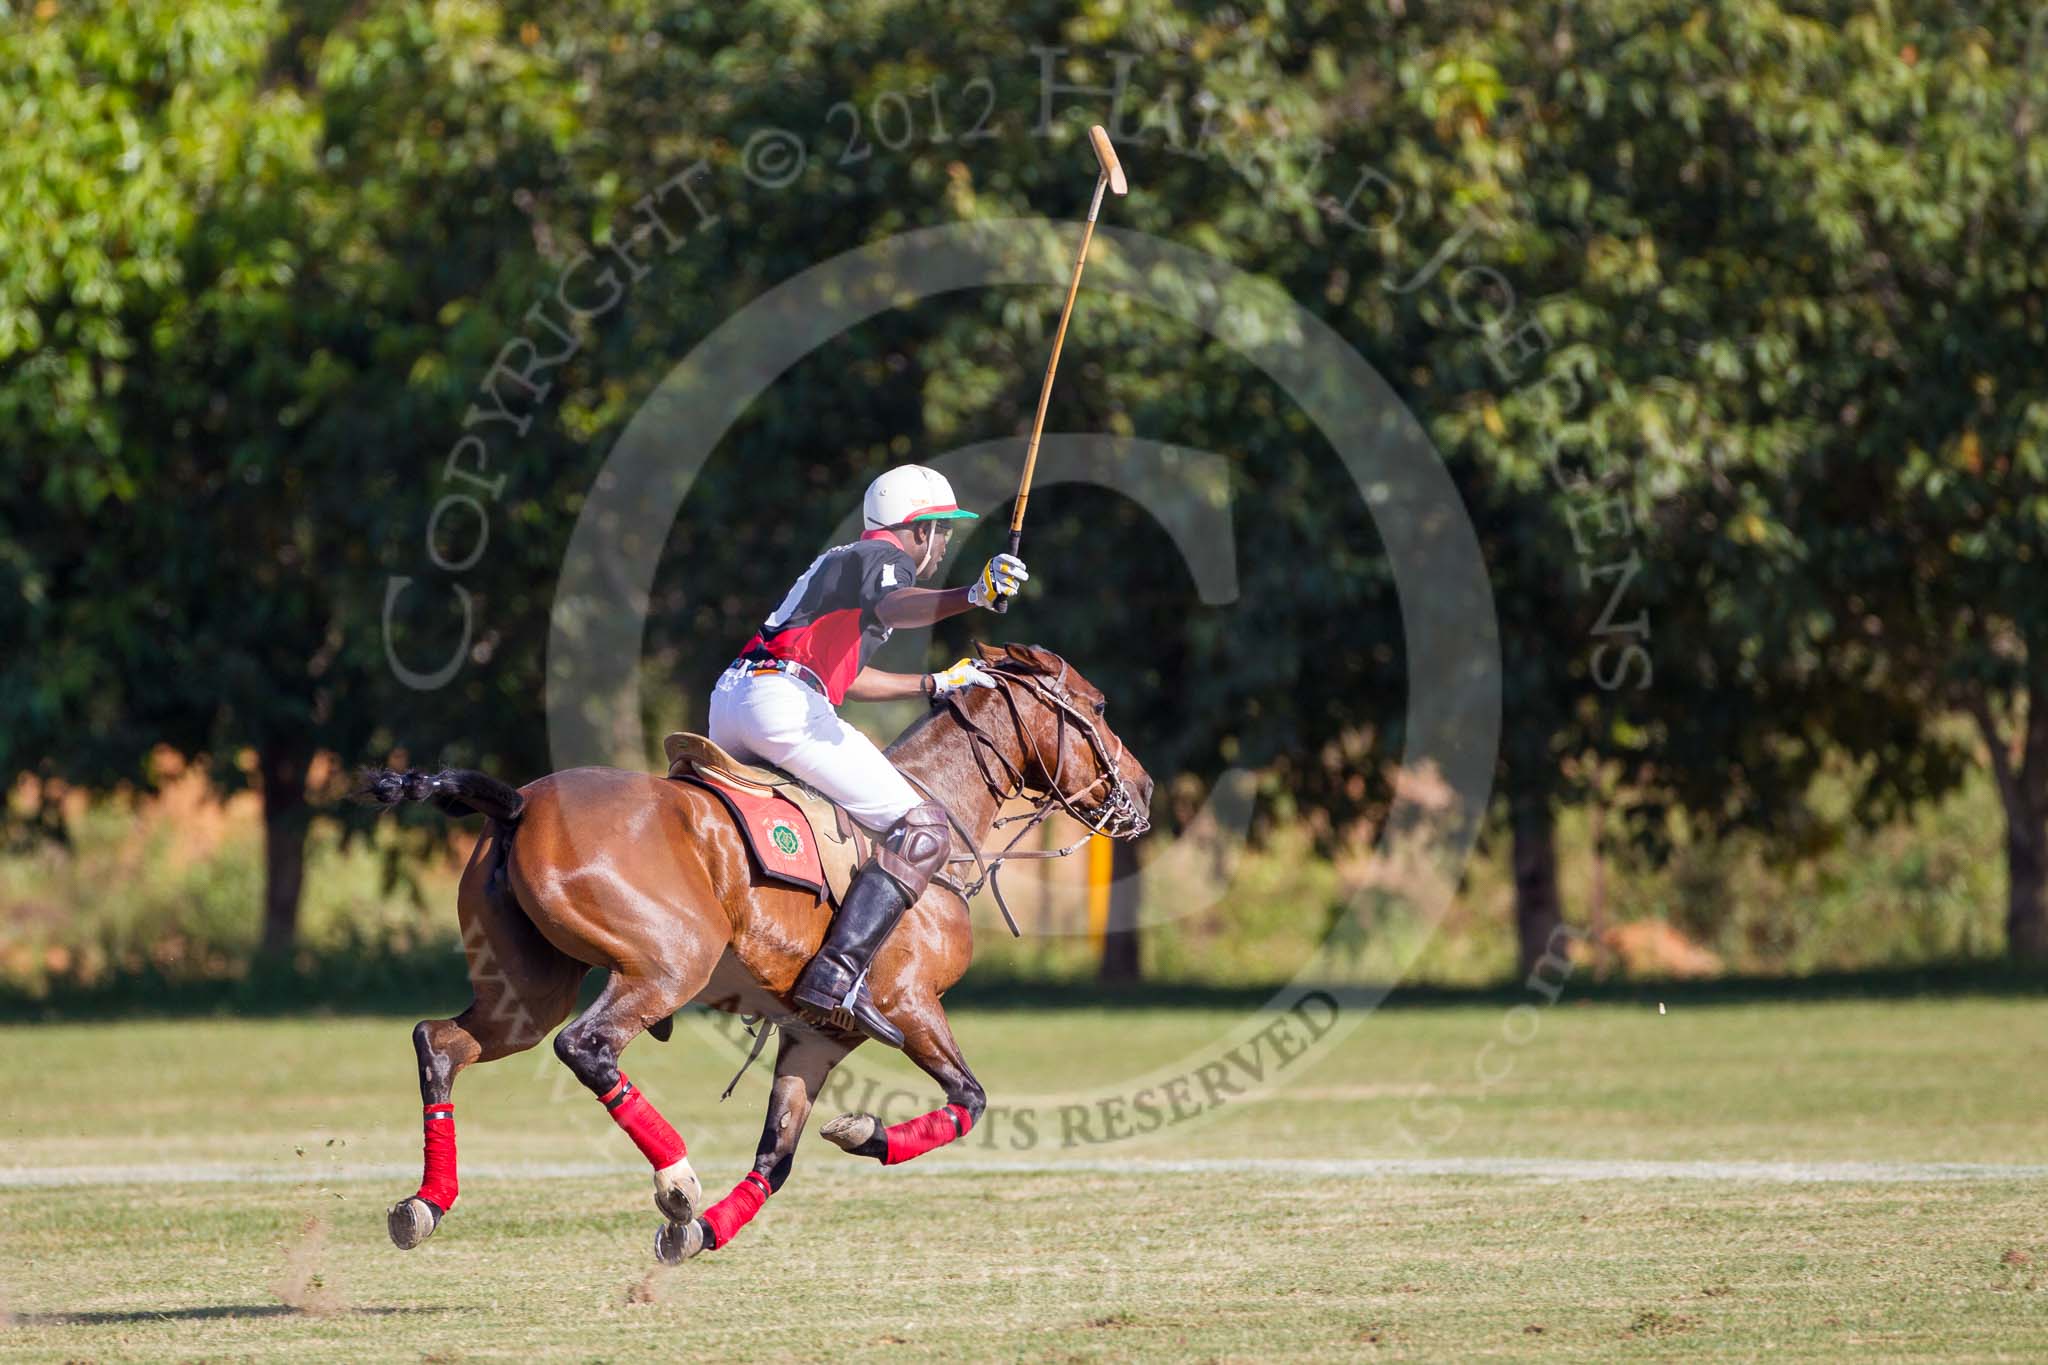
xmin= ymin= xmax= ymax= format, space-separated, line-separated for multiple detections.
xmin=904 ymin=658 xmax=1150 ymax=935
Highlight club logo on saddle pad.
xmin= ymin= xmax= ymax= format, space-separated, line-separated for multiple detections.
xmin=766 ymin=818 xmax=803 ymax=857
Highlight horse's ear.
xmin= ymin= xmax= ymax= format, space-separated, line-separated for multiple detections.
xmin=974 ymin=642 xmax=1062 ymax=674
xmin=1004 ymin=643 xmax=1062 ymax=674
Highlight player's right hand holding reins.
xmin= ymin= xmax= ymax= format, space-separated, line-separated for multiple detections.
xmin=967 ymin=553 xmax=1028 ymax=610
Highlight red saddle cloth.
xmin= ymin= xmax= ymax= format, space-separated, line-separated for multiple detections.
xmin=675 ymin=771 xmax=828 ymax=900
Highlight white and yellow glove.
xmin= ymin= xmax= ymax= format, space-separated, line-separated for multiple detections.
xmin=966 ymin=553 xmax=1029 ymax=610
xmin=926 ymin=658 xmax=1000 ymax=700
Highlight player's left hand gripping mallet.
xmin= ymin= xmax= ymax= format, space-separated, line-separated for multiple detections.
xmin=998 ymin=124 xmax=1127 ymax=612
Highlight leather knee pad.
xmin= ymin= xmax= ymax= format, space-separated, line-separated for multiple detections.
xmin=872 ymin=802 xmax=950 ymax=900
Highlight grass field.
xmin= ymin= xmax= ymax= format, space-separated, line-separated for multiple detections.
xmin=3 ymin=995 xmax=2045 ymax=1360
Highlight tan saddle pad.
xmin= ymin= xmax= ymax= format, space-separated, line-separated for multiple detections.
xmin=662 ymin=732 xmax=866 ymax=904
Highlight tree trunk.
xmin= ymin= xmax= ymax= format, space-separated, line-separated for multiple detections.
xmin=1968 ymin=685 xmax=2048 ymax=963
xmin=1098 ymin=837 xmax=1143 ymax=983
xmin=2003 ymin=802 xmax=2048 ymax=962
xmin=2013 ymin=680 xmax=2048 ymax=962
xmin=1587 ymin=799 xmax=1608 ymax=941
xmin=1511 ymin=792 xmax=1565 ymax=979
xmin=258 ymin=740 xmax=313 ymax=958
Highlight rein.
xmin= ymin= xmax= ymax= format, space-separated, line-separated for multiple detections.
xmin=906 ymin=660 xmax=1149 ymax=936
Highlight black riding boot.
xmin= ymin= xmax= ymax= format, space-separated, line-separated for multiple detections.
xmin=790 ymin=802 xmax=949 ymax=1048
xmin=790 ymin=861 xmax=914 ymax=1046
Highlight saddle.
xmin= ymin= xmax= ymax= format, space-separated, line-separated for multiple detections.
xmin=662 ymin=733 xmax=868 ymax=905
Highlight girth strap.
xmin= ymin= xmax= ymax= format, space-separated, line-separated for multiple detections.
xmin=719 ymin=1016 xmax=776 ymax=1101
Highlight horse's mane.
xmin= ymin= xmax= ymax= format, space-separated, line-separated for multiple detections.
xmin=881 ymin=643 xmax=1061 ymax=756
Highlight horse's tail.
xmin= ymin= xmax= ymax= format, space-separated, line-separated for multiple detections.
xmin=356 ymin=767 xmax=526 ymax=825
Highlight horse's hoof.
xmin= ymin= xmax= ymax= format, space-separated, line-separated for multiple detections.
xmin=654 ymin=1218 xmax=706 ymax=1265
xmin=387 ymin=1196 xmax=442 ymax=1250
xmin=653 ymin=1157 xmax=702 ymax=1223
xmin=821 ymin=1112 xmax=884 ymax=1158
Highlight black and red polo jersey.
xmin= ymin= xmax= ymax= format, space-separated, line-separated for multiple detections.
xmin=738 ymin=530 xmax=918 ymax=704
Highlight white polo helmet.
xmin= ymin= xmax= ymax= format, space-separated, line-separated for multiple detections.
xmin=861 ymin=464 xmax=980 ymax=531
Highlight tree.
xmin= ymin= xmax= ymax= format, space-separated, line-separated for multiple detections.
xmin=0 ymin=1 xmax=591 ymax=950
xmin=1693 ymin=2 xmax=2048 ymax=957
xmin=14 ymin=0 xmax=2034 ymax=981
xmin=1270 ymin=0 xmax=1855 ymax=973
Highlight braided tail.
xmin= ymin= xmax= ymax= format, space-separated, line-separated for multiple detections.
xmin=356 ymin=767 xmax=525 ymax=824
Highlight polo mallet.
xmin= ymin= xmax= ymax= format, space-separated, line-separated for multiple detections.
xmin=996 ymin=124 xmax=1127 ymax=611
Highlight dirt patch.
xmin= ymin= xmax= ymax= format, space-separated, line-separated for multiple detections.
xmin=271 ymin=1215 xmax=344 ymax=1316
xmin=1626 ymin=1308 xmax=1701 ymax=1339
xmin=1597 ymin=920 xmax=1722 ymax=977
xmin=625 ymin=1268 xmax=675 ymax=1305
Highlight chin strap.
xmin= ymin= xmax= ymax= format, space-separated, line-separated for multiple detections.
xmin=910 ymin=526 xmax=945 ymax=579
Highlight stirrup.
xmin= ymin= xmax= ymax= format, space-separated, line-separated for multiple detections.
xmin=798 ymin=968 xmax=867 ymax=1034
xmin=796 ymin=999 xmax=865 ymax=1036
xmin=797 ymin=970 xmax=901 ymax=1047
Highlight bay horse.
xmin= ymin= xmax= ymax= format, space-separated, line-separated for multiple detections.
xmin=361 ymin=642 xmax=1151 ymax=1263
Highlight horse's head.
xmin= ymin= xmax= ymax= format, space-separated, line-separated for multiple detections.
xmin=964 ymin=642 xmax=1154 ymax=838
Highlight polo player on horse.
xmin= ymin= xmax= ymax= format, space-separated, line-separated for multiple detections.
xmin=369 ymin=462 xmax=1153 ymax=1261
xmin=707 ymin=464 xmax=1026 ymax=1048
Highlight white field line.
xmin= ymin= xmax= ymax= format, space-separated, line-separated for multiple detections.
xmin=2 ymin=1155 xmax=2045 ymax=1190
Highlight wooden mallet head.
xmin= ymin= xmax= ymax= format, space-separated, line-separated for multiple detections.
xmin=1088 ymin=124 xmax=1128 ymax=196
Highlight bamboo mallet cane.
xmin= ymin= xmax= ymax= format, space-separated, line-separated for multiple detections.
xmin=996 ymin=125 xmax=1127 ymax=609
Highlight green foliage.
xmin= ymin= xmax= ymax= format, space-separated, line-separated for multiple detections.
xmin=1 ymin=766 xmax=2012 ymax=1002
xmin=1589 ymin=770 xmax=2008 ymax=975
xmin=5 ymin=0 xmax=2046 ymax=958
xmin=0 ymin=788 xmax=465 ymax=997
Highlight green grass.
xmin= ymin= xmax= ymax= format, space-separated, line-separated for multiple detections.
xmin=4 ymin=999 xmax=2047 ymax=1359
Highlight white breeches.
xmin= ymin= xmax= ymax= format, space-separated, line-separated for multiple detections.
xmin=707 ymin=665 xmax=923 ymax=834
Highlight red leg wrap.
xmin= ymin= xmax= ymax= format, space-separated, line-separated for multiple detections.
xmin=883 ymin=1103 xmax=975 ymax=1166
xmin=416 ymin=1103 xmax=459 ymax=1210
xmin=597 ymin=1074 xmax=686 ymax=1169
xmin=701 ymin=1171 xmax=773 ymax=1249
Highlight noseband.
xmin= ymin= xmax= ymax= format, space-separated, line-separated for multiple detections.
xmin=904 ymin=659 xmax=1150 ymax=935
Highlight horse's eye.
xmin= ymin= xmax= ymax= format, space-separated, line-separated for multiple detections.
xmin=1092 ymin=699 xmax=1106 ymax=716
